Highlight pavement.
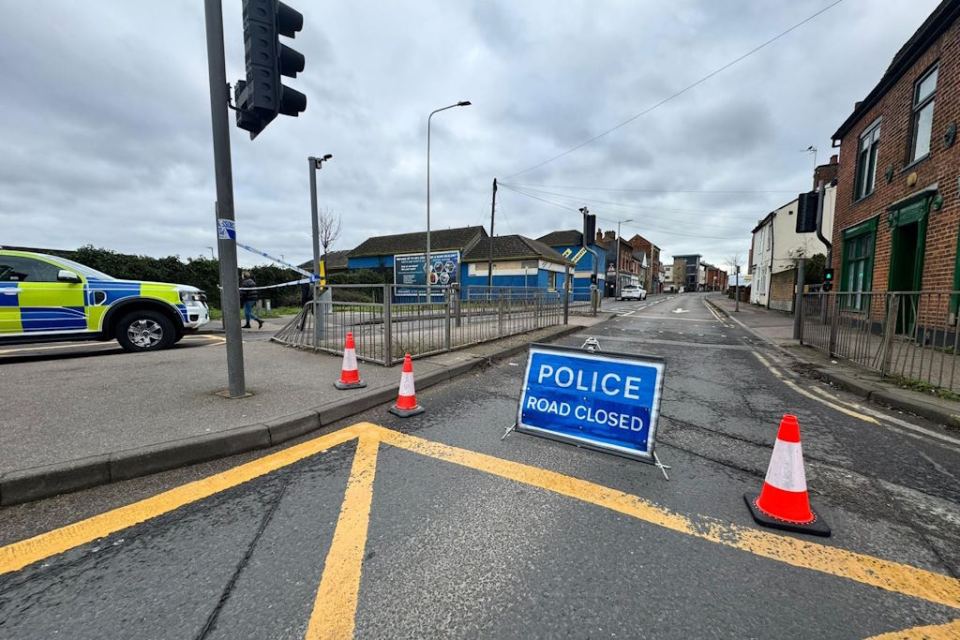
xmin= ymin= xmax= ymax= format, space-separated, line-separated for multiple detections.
xmin=0 ymin=313 xmax=604 ymax=505
xmin=0 ymin=293 xmax=957 ymax=638
xmin=707 ymin=294 xmax=960 ymax=430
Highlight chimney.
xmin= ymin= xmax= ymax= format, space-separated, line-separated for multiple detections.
xmin=604 ymin=230 xmax=616 ymax=242
xmin=830 ymin=154 xmax=838 ymax=165
xmin=596 ymin=230 xmax=604 ymax=244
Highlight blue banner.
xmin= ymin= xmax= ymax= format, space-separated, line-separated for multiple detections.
xmin=516 ymin=344 xmax=665 ymax=461
xmin=394 ymin=250 xmax=459 ymax=299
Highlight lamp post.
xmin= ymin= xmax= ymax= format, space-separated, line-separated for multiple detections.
xmin=309 ymin=154 xmax=332 ymax=348
xmin=426 ymin=100 xmax=471 ymax=301
xmin=615 ymin=218 xmax=633 ymax=298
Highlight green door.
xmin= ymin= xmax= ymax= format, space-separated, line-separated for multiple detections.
xmin=887 ymin=196 xmax=930 ymax=335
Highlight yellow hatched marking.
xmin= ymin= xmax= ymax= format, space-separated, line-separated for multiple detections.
xmin=0 ymin=424 xmax=366 ymax=575
xmin=864 ymin=617 xmax=960 ymax=639
xmin=306 ymin=434 xmax=379 ymax=640
xmin=376 ymin=427 xmax=960 ymax=610
xmin=0 ymin=420 xmax=958 ymax=639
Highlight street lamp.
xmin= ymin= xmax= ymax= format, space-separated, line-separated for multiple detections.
xmin=206 ymin=246 xmax=216 ymax=260
xmin=308 ymin=153 xmax=333 ymax=348
xmin=615 ymin=218 xmax=633 ymax=299
xmin=426 ymin=100 xmax=471 ymax=301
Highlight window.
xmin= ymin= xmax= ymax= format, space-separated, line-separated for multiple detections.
xmin=548 ymin=271 xmax=557 ymax=291
xmin=840 ymin=218 xmax=877 ymax=310
xmin=0 ymin=256 xmax=62 ymax=282
xmin=910 ymin=64 xmax=937 ymax=162
xmin=855 ymin=121 xmax=881 ymax=200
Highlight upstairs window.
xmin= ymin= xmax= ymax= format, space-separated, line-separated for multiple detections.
xmin=910 ymin=64 xmax=937 ymax=162
xmin=855 ymin=121 xmax=881 ymax=200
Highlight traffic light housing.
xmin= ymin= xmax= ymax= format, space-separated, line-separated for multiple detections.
xmin=235 ymin=0 xmax=307 ymax=139
xmin=823 ymin=267 xmax=834 ymax=292
xmin=796 ymin=191 xmax=819 ymax=233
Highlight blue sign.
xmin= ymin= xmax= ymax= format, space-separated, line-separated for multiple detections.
xmin=217 ymin=218 xmax=236 ymax=241
xmin=394 ymin=250 xmax=459 ymax=299
xmin=516 ymin=344 xmax=665 ymax=461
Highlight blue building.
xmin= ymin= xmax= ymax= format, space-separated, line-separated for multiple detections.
xmin=461 ymin=235 xmax=572 ymax=294
xmin=537 ymin=230 xmax=608 ymax=301
xmin=346 ymin=226 xmax=571 ymax=299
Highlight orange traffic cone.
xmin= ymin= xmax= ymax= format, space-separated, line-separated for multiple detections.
xmin=744 ymin=414 xmax=830 ymax=536
xmin=334 ymin=332 xmax=367 ymax=390
xmin=389 ymin=353 xmax=424 ymax=417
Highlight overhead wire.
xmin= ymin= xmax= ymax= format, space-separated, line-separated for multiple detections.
xmin=504 ymin=0 xmax=845 ymax=179
xmin=498 ymin=183 xmax=746 ymax=241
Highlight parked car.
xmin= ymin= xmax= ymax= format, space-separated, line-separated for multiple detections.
xmin=617 ymin=285 xmax=647 ymax=301
xmin=0 ymin=250 xmax=209 ymax=352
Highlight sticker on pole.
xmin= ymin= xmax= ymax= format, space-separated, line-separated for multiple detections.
xmin=515 ymin=343 xmax=665 ymax=462
xmin=217 ymin=218 xmax=236 ymax=241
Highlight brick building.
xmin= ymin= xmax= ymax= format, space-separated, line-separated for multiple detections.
xmin=704 ymin=264 xmax=728 ymax=292
xmin=628 ymin=234 xmax=661 ymax=293
xmin=596 ymin=230 xmax=644 ymax=296
xmin=831 ymin=0 xmax=960 ymax=329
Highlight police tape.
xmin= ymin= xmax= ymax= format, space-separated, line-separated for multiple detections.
xmin=239 ymin=277 xmax=313 ymax=291
xmin=235 ymin=241 xmax=317 ymax=282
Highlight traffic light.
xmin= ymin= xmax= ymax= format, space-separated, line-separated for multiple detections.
xmin=796 ymin=191 xmax=819 ymax=233
xmin=823 ymin=267 xmax=834 ymax=292
xmin=235 ymin=0 xmax=307 ymax=139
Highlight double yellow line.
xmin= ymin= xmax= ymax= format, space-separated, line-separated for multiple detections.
xmin=1 ymin=423 xmax=958 ymax=637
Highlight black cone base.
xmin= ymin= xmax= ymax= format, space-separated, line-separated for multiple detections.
xmin=744 ymin=493 xmax=831 ymax=537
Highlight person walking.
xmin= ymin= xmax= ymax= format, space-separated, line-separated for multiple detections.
xmin=240 ymin=272 xmax=263 ymax=329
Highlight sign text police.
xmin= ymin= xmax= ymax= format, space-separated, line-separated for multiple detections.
xmin=516 ymin=344 xmax=665 ymax=462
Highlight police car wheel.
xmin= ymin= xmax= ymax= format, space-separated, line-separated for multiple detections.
xmin=116 ymin=311 xmax=176 ymax=352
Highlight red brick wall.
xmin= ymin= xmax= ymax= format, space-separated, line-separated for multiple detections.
xmin=832 ymin=14 xmax=960 ymax=315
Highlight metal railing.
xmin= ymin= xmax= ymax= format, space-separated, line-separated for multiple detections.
xmin=800 ymin=291 xmax=960 ymax=393
xmin=273 ymin=284 xmax=574 ymax=365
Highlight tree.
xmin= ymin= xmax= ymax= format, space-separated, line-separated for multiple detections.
xmin=726 ymin=253 xmax=743 ymax=286
xmin=318 ymin=208 xmax=342 ymax=255
xmin=805 ymin=253 xmax=826 ymax=285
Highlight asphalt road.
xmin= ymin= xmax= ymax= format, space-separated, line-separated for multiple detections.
xmin=1 ymin=293 xmax=958 ymax=639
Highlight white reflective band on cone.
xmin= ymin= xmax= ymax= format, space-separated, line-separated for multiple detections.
xmin=763 ymin=439 xmax=807 ymax=492
xmin=343 ymin=349 xmax=358 ymax=370
xmin=398 ymin=372 xmax=416 ymax=397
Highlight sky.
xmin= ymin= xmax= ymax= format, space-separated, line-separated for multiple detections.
xmin=0 ymin=0 xmax=943 ymax=271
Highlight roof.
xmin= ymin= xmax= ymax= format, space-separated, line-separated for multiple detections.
xmin=348 ymin=225 xmax=486 ymax=258
xmin=537 ymin=229 xmax=583 ymax=246
xmin=322 ymin=250 xmax=350 ymax=270
xmin=833 ymin=0 xmax=960 ymax=140
xmin=462 ymin=235 xmax=571 ymax=264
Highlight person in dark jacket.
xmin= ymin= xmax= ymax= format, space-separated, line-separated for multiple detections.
xmin=240 ymin=272 xmax=263 ymax=329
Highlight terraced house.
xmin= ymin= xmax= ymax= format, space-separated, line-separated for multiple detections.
xmin=830 ymin=0 xmax=960 ymax=331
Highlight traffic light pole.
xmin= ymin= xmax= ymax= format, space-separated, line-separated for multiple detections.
xmin=204 ymin=0 xmax=246 ymax=398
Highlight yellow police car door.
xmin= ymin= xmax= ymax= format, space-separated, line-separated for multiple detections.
xmin=0 ymin=254 xmax=88 ymax=336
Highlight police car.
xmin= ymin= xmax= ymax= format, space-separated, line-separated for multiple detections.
xmin=0 ymin=250 xmax=209 ymax=352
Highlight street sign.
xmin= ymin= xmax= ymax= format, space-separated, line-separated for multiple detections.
xmin=515 ymin=343 xmax=665 ymax=463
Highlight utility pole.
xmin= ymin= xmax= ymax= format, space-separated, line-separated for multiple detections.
xmin=735 ymin=265 xmax=741 ymax=312
xmin=488 ymin=178 xmax=497 ymax=288
xmin=204 ymin=0 xmax=245 ymax=398
xmin=793 ymin=255 xmax=806 ymax=339
xmin=614 ymin=218 xmax=633 ymax=298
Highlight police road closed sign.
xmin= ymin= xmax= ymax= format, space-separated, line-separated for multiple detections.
xmin=516 ymin=344 xmax=665 ymax=462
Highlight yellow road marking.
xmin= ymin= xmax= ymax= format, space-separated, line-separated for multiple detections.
xmin=306 ymin=434 xmax=379 ymax=640
xmin=752 ymin=350 xmax=880 ymax=424
xmin=1 ymin=421 xmax=958 ymax=625
xmin=0 ymin=423 xmax=366 ymax=575
xmin=864 ymin=617 xmax=960 ymax=638
xmin=377 ymin=428 xmax=960 ymax=610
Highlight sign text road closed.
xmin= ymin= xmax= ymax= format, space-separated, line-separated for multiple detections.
xmin=516 ymin=344 xmax=665 ymax=462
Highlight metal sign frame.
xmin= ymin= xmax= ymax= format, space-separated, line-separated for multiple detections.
xmin=513 ymin=342 xmax=666 ymax=466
